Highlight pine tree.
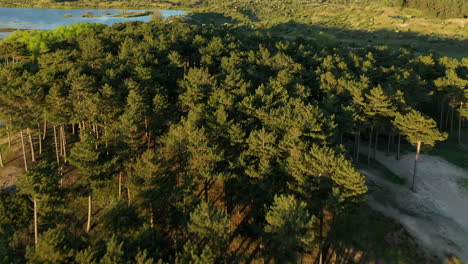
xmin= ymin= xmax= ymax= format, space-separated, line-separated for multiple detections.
xmin=69 ymin=130 xmax=113 ymax=233
xmin=25 ymin=227 xmax=74 ymax=264
xmin=100 ymin=236 xmax=125 ymax=264
xmin=264 ymin=194 xmax=315 ymax=264
xmin=18 ymin=162 xmax=61 ymax=246
xmin=393 ymin=110 xmax=447 ymax=191
xmin=188 ymin=202 xmax=230 ymax=255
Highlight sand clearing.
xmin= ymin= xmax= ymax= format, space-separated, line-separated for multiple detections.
xmin=361 ymin=150 xmax=468 ymax=262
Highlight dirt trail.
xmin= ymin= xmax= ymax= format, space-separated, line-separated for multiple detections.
xmin=361 ymin=150 xmax=468 ymax=262
xmin=0 ymin=134 xmax=22 ymax=192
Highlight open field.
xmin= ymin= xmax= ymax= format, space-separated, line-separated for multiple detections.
xmin=0 ymin=0 xmax=466 ymax=56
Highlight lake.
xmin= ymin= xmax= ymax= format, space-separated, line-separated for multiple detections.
xmin=0 ymin=7 xmax=186 ymax=38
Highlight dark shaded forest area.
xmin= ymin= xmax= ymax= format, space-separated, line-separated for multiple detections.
xmin=0 ymin=18 xmax=467 ymax=263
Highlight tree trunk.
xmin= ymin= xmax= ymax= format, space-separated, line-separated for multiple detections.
xmin=451 ymin=105 xmax=455 ymax=132
xmin=58 ymin=125 xmax=63 ymax=156
xmin=42 ymin=120 xmax=47 ymax=140
xmin=0 ymin=149 xmax=3 ymax=167
xmin=367 ymin=126 xmax=373 ymax=165
xmin=6 ymin=125 xmax=11 ymax=147
xmin=34 ymin=197 xmax=38 ymax=246
xmin=20 ymin=131 xmax=28 ymax=171
xmin=27 ymin=128 xmax=36 ymax=162
xmin=204 ymin=179 xmax=209 ymax=202
xmin=319 ymin=207 xmax=323 ymax=264
xmin=397 ymin=134 xmax=401 ymax=160
xmin=439 ymin=98 xmax=445 ymax=130
xmin=373 ymin=132 xmax=379 ymax=160
xmin=37 ymin=123 xmax=42 ymax=155
xmin=128 ymin=188 xmax=131 ymax=206
xmin=150 ymin=206 xmax=154 ymax=230
xmin=53 ymin=126 xmax=60 ymax=164
xmin=86 ymin=191 xmax=92 ymax=233
xmin=118 ymin=172 xmax=122 ymax=199
xmin=72 ymin=123 xmax=75 ymax=135
xmin=386 ymin=133 xmax=391 ymax=156
xmin=356 ymin=129 xmax=361 ymax=161
xmin=446 ymin=105 xmax=451 ymax=129
xmin=411 ymin=141 xmax=421 ymax=192
xmin=353 ymin=131 xmax=357 ymax=158
xmin=458 ymin=102 xmax=463 ymax=145
xmin=61 ymin=125 xmax=67 ymax=161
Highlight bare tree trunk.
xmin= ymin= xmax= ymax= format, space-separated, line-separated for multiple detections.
xmin=373 ymin=132 xmax=379 ymax=160
xmin=6 ymin=125 xmax=11 ymax=147
xmin=440 ymin=98 xmax=445 ymax=130
xmin=27 ymin=128 xmax=36 ymax=162
xmin=42 ymin=120 xmax=47 ymax=140
xmin=95 ymin=124 xmax=100 ymax=139
xmin=451 ymin=106 xmax=455 ymax=132
xmin=150 ymin=206 xmax=154 ymax=229
xmin=61 ymin=125 xmax=67 ymax=161
xmin=367 ymin=126 xmax=373 ymax=165
xmin=128 ymin=188 xmax=131 ymax=206
xmin=20 ymin=130 xmax=28 ymax=171
xmin=53 ymin=126 xmax=60 ymax=164
xmin=458 ymin=102 xmax=463 ymax=145
xmin=37 ymin=123 xmax=42 ymax=155
xmin=0 ymin=149 xmax=3 ymax=167
xmin=34 ymin=197 xmax=38 ymax=246
xmin=356 ymin=129 xmax=361 ymax=161
xmin=86 ymin=191 xmax=92 ymax=233
xmin=397 ymin=134 xmax=401 ymax=160
xmin=118 ymin=172 xmax=122 ymax=199
xmin=319 ymin=207 xmax=323 ymax=264
xmin=58 ymin=126 xmax=63 ymax=156
xmin=411 ymin=141 xmax=422 ymax=192
xmin=354 ymin=131 xmax=358 ymax=159
xmin=446 ymin=105 xmax=451 ymax=129
xmin=72 ymin=123 xmax=75 ymax=135
xmin=386 ymin=133 xmax=391 ymax=156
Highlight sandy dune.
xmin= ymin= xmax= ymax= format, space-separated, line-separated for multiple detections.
xmin=361 ymin=150 xmax=468 ymax=262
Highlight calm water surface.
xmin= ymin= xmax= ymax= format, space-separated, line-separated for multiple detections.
xmin=0 ymin=7 xmax=186 ymax=38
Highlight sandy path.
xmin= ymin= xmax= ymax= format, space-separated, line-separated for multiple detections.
xmin=361 ymin=150 xmax=468 ymax=262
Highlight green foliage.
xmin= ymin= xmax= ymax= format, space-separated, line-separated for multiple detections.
xmin=25 ymin=228 xmax=74 ymax=263
xmin=5 ymin=23 xmax=105 ymax=55
xmin=0 ymin=192 xmax=30 ymax=236
xmin=264 ymin=194 xmax=315 ymax=263
xmin=151 ymin=10 xmax=165 ymax=22
xmin=393 ymin=110 xmax=447 ymax=147
xmin=0 ymin=18 xmax=461 ymax=264
xmin=188 ymin=202 xmax=230 ymax=252
xmin=176 ymin=241 xmax=216 ymax=264
xmin=100 ymin=236 xmax=125 ymax=264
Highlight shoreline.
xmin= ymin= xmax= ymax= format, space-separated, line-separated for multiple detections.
xmin=0 ymin=2 xmax=192 ymax=11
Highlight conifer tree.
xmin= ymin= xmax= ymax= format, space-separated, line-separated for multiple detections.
xmin=25 ymin=227 xmax=74 ymax=264
xmin=100 ymin=236 xmax=125 ymax=264
xmin=393 ymin=110 xmax=447 ymax=191
xmin=69 ymin=130 xmax=113 ymax=233
xmin=264 ymin=194 xmax=315 ymax=264
xmin=18 ymin=162 xmax=61 ymax=246
xmin=188 ymin=202 xmax=230 ymax=255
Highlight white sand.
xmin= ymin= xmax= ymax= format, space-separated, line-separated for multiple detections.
xmin=361 ymin=150 xmax=468 ymax=262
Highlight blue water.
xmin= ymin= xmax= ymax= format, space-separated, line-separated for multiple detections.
xmin=0 ymin=7 xmax=186 ymax=38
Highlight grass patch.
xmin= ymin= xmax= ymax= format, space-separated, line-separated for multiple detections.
xmin=356 ymin=154 xmax=405 ymax=185
xmin=457 ymin=178 xmax=468 ymax=191
xmin=431 ymin=128 xmax=468 ymax=170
